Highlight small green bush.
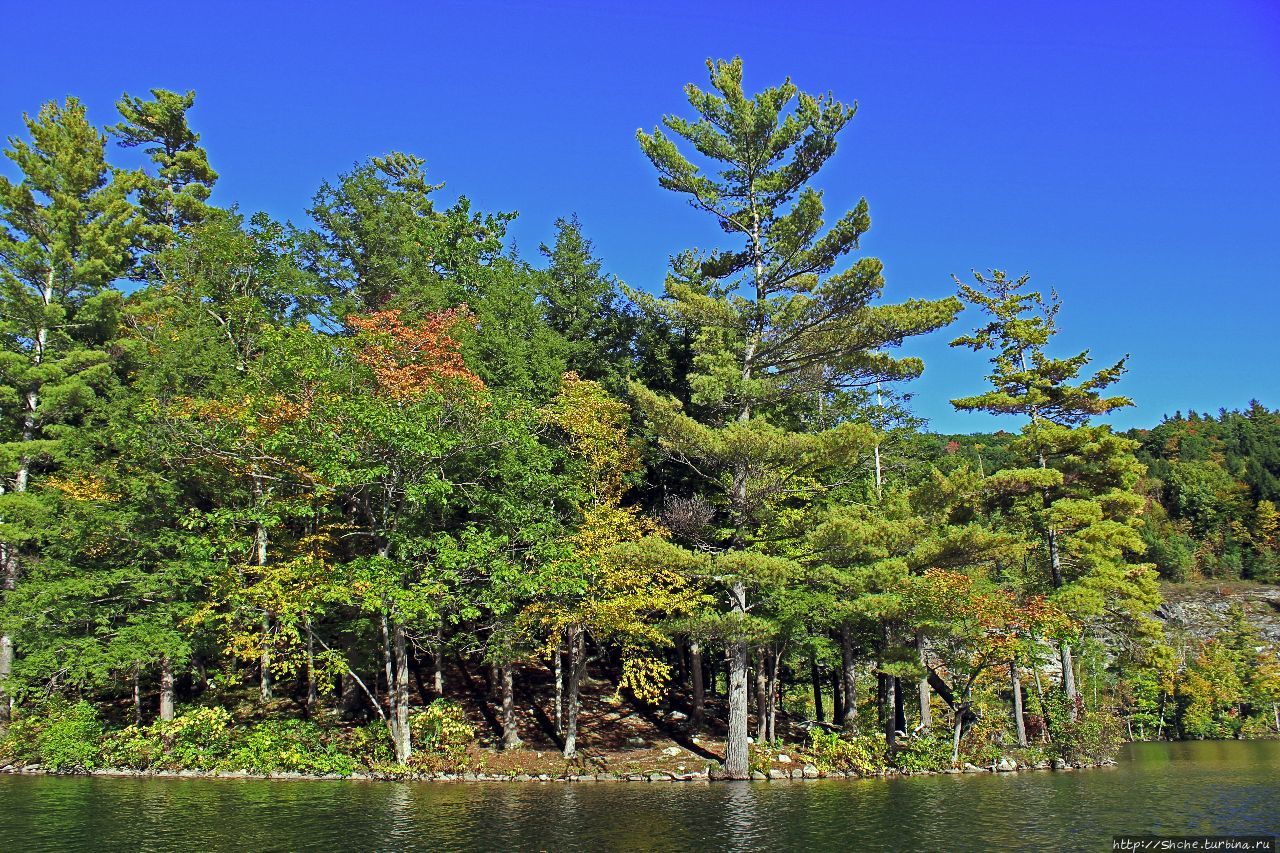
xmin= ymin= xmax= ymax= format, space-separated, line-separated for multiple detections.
xmin=410 ymin=699 xmax=475 ymax=761
xmin=892 ymin=732 xmax=952 ymax=772
xmin=0 ymin=701 xmax=104 ymax=772
xmin=804 ymin=729 xmax=885 ymax=775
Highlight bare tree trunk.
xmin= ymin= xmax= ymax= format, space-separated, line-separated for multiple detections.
xmin=1060 ymin=642 xmax=1078 ymax=718
xmin=951 ymin=708 xmax=964 ymax=765
xmin=754 ymin=650 xmax=768 ymax=739
xmin=562 ymin=629 xmax=588 ymax=758
xmin=554 ymin=634 xmax=564 ymax=734
xmin=0 ymin=547 xmax=14 ymax=726
xmin=252 ymin=477 xmax=273 ymax=703
xmin=840 ymin=623 xmax=857 ymax=728
xmin=916 ymin=631 xmax=932 ymax=731
xmin=811 ymin=658 xmax=824 ymax=723
xmin=686 ymin=639 xmax=704 ymax=727
xmin=392 ymin=619 xmax=412 ymax=762
xmin=885 ymin=674 xmax=898 ymax=750
xmin=831 ymin=668 xmax=844 ymax=722
xmin=724 ymin=580 xmax=750 ymax=778
xmin=1011 ymin=659 xmax=1028 ymax=747
xmin=501 ymin=663 xmax=521 ymax=750
xmin=433 ymin=630 xmax=445 ymax=696
xmin=306 ymin=619 xmax=318 ymax=709
xmin=767 ymin=645 xmax=781 ymax=743
xmin=159 ymin=657 xmax=175 ymax=721
xmin=132 ymin=665 xmax=143 ymax=724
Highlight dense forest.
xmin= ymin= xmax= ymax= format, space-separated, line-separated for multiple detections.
xmin=1 ymin=60 xmax=1278 ymax=780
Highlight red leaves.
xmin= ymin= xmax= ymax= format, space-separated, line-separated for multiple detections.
xmin=347 ymin=307 xmax=483 ymax=400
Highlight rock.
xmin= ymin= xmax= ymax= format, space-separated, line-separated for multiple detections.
xmin=962 ymin=762 xmax=985 ymax=773
xmin=648 ymin=772 xmax=671 ymax=782
xmin=996 ymin=758 xmax=1017 ymax=772
xmin=624 ymin=736 xmax=647 ymax=749
xmin=775 ymin=754 xmax=792 ymax=764
xmin=668 ymin=711 xmax=688 ymax=722
xmin=750 ymin=770 xmax=768 ymax=781
xmin=1051 ymin=758 xmax=1071 ymax=771
xmin=1033 ymin=761 xmax=1051 ymax=770
xmin=768 ymin=768 xmax=788 ymax=780
xmin=661 ymin=746 xmax=683 ymax=757
xmin=802 ymin=764 xmax=820 ymax=779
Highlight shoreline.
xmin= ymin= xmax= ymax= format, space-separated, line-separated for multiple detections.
xmin=0 ymin=757 xmax=1118 ymax=784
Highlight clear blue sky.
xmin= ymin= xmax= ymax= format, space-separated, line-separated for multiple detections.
xmin=5 ymin=1 xmax=1278 ymax=433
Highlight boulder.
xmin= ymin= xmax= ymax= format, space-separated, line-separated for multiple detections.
xmin=768 ymin=768 xmax=788 ymax=780
xmin=802 ymin=764 xmax=820 ymax=779
xmin=661 ymin=746 xmax=682 ymax=757
xmin=624 ymin=736 xmax=647 ymax=749
xmin=775 ymin=753 xmax=792 ymax=764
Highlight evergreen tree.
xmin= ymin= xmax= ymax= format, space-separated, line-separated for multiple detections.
xmin=109 ymin=88 xmax=218 ymax=257
xmin=537 ymin=215 xmax=635 ymax=388
xmin=0 ymin=97 xmax=134 ymax=723
xmin=632 ymin=58 xmax=960 ymax=776
xmin=951 ymin=269 xmax=1159 ymax=717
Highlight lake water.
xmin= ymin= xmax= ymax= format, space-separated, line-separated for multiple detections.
xmin=0 ymin=741 xmax=1276 ymax=851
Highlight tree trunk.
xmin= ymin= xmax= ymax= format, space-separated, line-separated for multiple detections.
xmin=306 ymin=620 xmax=318 ymax=709
xmin=916 ymin=631 xmax=931 ymax=731
xmin=159 ymin=657 xmax=175 ymax=721
xmin=132 ymin=666 xmax=143 ymax=724
xmin=724 ymin=585 xmax=751 ymax=779
xmin=252 ymin=477 xmax=273 ymax=703
xmin=554 ymin=634 xmax=564 ymax=734
xmin=831 ymin=668 xmax=844 ymax=722
xmin=754 ymin=650 xmax=768 ymax=739
xmin=0 ymin=548 xmax=14 ymax=726
xmin=840 ymin=623 xmax=857 ymax=728
xmin=1011 ymin=659 xmax=1028 ymax=747
xmin=951 ymin=707 xmax=964 ymax=765
xmin=562 ymin=629 xmax=588 ymax=758
xmin=885 ymin=674 xmax=898 ymax=750
xmin=689 ymin=639 xmax=705 ymax=726
xmin=433 ymin=631 xmax=445 ymax=696
xmin=501 ymin=663 xmax=521 ymax=750
xmin=811 ymin=658 xmax=825 ymax=723
xmin=767 ymin=645 xmax=781 ymax=743
xmin=893 ymin=677 xmax=906 ymax=736
xmin=1060 ymin=642 xmax=1078 ymax=719
xmin=391 ymin=619 xmax=411 ymax=762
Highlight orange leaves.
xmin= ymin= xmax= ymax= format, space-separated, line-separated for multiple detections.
xmin=347 ymin=308 xmax=483 ymax=400
xmin=915 ymin=568 xmax=1073 ymax=645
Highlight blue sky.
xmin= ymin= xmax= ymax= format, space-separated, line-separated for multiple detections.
xmin=5 ymin=1 xmax=1278 ymax=433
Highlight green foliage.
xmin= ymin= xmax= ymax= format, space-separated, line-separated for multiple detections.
xmin=0 ymin=701 xmax=103 ymax=771
xmin=891 ymin=732 xmax=953 ymax=771
xmin=804 ymin=729 xmax=886 ymax=775
xmin=410 ymin=699 xmax=476 ymax=761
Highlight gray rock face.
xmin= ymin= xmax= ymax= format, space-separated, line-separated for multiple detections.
xmin=1155 ymin=584 xmax=1280 ymax=647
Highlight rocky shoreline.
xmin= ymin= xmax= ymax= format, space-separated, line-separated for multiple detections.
xmin=0 ymin=756 xmax=1117 ymax=784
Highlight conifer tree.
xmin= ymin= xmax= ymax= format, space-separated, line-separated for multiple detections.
xmin=951 ymin=270 xmax=1159 ymax=717
xmin=632 ymin=58 xmax=960 ymax=776
xmin=109 ymin=89 xmax=217 ymax=256
xmin=0 ymin=98 xmax=134 ymax=723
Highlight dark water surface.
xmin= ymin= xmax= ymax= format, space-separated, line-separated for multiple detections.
xmin=0 ymin=741 xmax=1276 ymax=852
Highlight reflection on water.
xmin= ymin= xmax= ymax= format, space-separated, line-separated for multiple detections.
xmin=0 ymin=741 xmax=1277 ymax=852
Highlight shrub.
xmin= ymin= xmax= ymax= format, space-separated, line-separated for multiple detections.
xmin=410 ymin=700 xmax=475 ymax=761
xmin=224 ymin=719 xmax=357 ymax=775
xmin=804 ymin=729 xmax=885 ymax=775
xmin=892 ymin=732 xmax=953 ymax=772
xmin=0 ymin=701 xmax=104 ymax=772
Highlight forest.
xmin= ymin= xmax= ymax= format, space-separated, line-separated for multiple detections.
xmin=1 ymin=59 xmax=1278 ymax=781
